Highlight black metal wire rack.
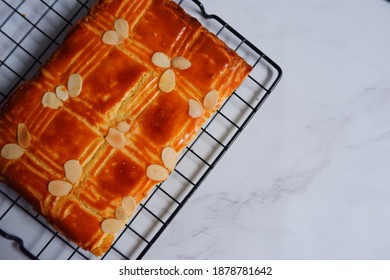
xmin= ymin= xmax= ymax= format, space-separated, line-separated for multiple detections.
xmin=0 ymin=0 xmax=282 ymax=260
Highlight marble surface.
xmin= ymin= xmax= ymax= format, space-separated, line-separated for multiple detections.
xmin=144 ymin=0 xmax=390 ymax=259
xmin=1 ymin=0 xmax=390 ymax=260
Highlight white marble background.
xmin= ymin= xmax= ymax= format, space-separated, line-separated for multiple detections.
xmin=145 ymin=0 xmax=390 ymax=259
xmin=1 ymin=0 xmax=390 ymax=260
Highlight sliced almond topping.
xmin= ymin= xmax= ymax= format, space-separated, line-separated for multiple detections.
xmin=64 ymin=160 xmax=83 ymax=185
xmin=48 ymin=180 xmax=72 ymax=197
xmin=101 ymin=219 xmax=124 ymax=234
xmin=67 ymin=73 xmax=83 ymax=98
xmin=151 ymin=52 xmax=171 ymax=68
xmin=115 ymin=206 xmax=129 ymax=221
xmin=17 ymin=123 xmax=31 ymax=149
xmin=122 ymin=196 xmax=136 ymax=214
xmin=42 ymin=91 xmax=63 ymax=109
xmin=114 ymin=18 xmax=129 ymax=39
xmin=102 ymin=30 xmax=123 ymax=45
xmin=117 ymin=121 xmax=131 ymax=133
xmin=203 ymin=89 xmax=219 ymax=110
xmin=171 ymin=56 xmax=191 ymax=70
xmin=146 ymin=164 xmax=169 ymax=181
xmin=159 ymin=69 xmax=176 ymax=93
xmin=1 ymin=144 xmax=25 ymax=160
xmin=188 ymin=99 xmax=204 ymax=118
xmin=55 ymin=85 xmax=69 ymax=101
xmin=161 ymin=147 xmax=177 ymax=171
xmin=105 ymin=128 xmax=127 ymax=149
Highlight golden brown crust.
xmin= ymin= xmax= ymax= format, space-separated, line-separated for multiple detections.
xmin=0 ymin=0 xmax=251 ymax=255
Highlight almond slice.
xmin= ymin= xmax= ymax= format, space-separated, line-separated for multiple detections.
xmin=105 ymin=128 xmax=127 ymax=149
xmin=115 ymin=206 xmax=129 ymax=221
xmin=161 ymin=147 xmax=177 ymax=171
xmin=101 ymin=219 xmax=124 ymax=234
xmin=159 ymin=69 xmax=176 ymax=92
xmin=64 ymin=160 xmax=83 ymax=185
xmin=102 ymin=30 xmax=123 ymax=45
xmin=55 ymin=85 xmax=69 ymax=101
xmin=114 ymin=18 xmax=129 ymax=39
xmin=48 ymin=180 xmax=72 ymax=197
xmin=117 ymin=121 xmax=131 ymax=133
xmin=188 ymin=99 xmax=204 ymax=118
xmin=146 ymin=164 xmax=169 ymax=181
xmin=1 ymin=144 xmax=25 ymax=160
xmin=17 ymin=123 xmax=31 ymax=149
xmin=151 ymin=52 xmax=171 ymax=68
xmin=203 ymin=89 xmax=219 ymax=110
xmin=171 ymin=56 xmax=191 ymax=70
xmin=67 ymin=73 xmax=83 ymax=98
xmin=122 ymin=196 xmax=136 ymax=214
xmin=42 ymin=91 xmax=63 ymax=109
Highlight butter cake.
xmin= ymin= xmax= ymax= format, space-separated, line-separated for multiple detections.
xmin=0 ymin=0 xmax=251 ymax=256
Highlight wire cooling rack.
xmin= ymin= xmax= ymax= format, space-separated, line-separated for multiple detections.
xmin=0 ymin=0 xmax=282 ymax=260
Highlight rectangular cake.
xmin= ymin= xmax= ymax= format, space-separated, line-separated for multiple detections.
xmin=0 ymin=0 xmax=251 ymax=256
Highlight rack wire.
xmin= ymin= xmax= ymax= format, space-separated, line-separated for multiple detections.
xmin=0 ymin=0 xmax=282 ymax=260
